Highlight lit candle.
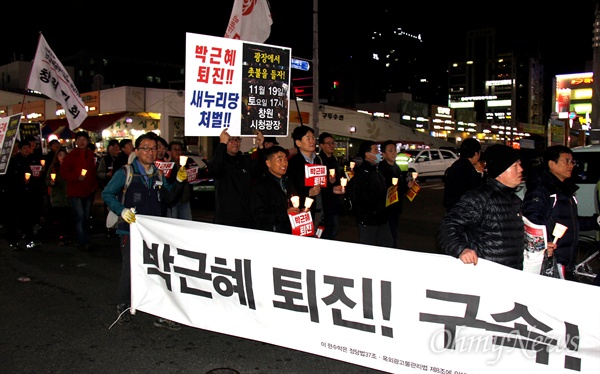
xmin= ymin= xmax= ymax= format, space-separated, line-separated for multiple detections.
xmin=552 ymin=223 xmax=568 ymax=244
xmin=411 ymin=172 xmax=418 ymax=180
xmin=40 ymin=160 xmax=45 ymax=167
xmin=392 ymin=177 xmax=398 ymax=186
xmin=349 ymin=161 xmax=355 ymax=170
xmin=179 ymin=156 xmax=188 ymax=166
xmin=304 ymin=197 xmax=314 ymax=210
xmin=50 ymin=173 xmax=56 ymax=181
xmin=340 ymin=177 xmax=347 ymax=188
xmin=290 ymin=196 xmax=300 ymax=208
xmin=329 ymin=169 xmax=335 ymax=177
xmin=81 ymin=169 xmax=87 ymax=176
xmin=25 ymin=172 xmax=31 ymax=181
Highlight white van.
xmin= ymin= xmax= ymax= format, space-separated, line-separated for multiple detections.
xmin=406 ymin=148 xmax=458 ymax=181
xmin=570 ymin=144 xmax=600 ymax=218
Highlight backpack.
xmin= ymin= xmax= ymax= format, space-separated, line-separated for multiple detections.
xmin=105 ymin=165 xmax=134 ymax=228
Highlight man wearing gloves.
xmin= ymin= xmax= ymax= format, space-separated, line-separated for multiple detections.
xmin=102 ymin=133 xmax=187 ymax=329
xmin=439 ymin=144 xmax=527 ymax=269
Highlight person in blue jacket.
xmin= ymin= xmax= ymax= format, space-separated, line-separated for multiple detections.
xmin=102 ymin=133 xmax=187 ymax=329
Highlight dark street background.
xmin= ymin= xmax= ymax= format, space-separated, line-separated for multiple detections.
xmin=0 ymin=181 xmax=445 ymax=373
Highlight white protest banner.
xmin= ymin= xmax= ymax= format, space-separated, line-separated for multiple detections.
xmin=27 ymin=33 xmax=87 ymax=130
xmin=130 ymin=216 xmax=600 ymax=374
xmin=184 ymin=32 xmax=290 ymax=137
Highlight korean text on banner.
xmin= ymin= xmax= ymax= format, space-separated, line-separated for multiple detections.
xmin=184 ymin=33 xmax=291 ymax=137
xmin=27 ymin=33 xmax=87 ymax=130
xmin=129 ymin=216 xmax=600 ymax=374
xmin=224 ymin=0 xmax=272 ymax=43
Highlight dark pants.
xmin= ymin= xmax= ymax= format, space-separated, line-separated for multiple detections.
xmin=321 ymin=213 xmax=340 ymax=240
xmin=68 ymin=193 xmax=94 ymax=246
xmin=388 ymin=212 xmax=400 ymax=248
xmin=357 ymin=223 xmax=393 ymax=248
xmin=117 ymin=234 xmax=131 ymax=306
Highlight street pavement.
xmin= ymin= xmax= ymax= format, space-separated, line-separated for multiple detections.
xmin=0 ymin=181 xmax=445 ymax=373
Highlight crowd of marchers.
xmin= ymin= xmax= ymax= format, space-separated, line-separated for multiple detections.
xmin=2 ymin=127 xmax=599 ymax=329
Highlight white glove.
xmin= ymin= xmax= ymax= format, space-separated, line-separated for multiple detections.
xmin=121 ymin=208 xmax=136 ymax=224
xmin=176 ymin=166 xmax=188 ymax=182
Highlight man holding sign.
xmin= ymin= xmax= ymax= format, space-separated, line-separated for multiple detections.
xmin=208 ymin=128 xmax=265 ymax=229
xmin=286 ymin=125 xmax=324 ymax=234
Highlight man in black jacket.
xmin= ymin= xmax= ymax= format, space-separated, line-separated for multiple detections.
xmin=439 ymin=144 xmax=526 ymax=269
xmin=317 ymin=132 xmax=344 ymax=240
xmin=443 ymin=137 xmax=484 ymax=211
xmin=379 ymin=140 xmax=412 ymax=248
xmin=208 ymin=128 xmax=264 ymax=229
xmin=286 ymin=125 xmax=323 ymax=231
xmin=353 ymin=140 xmax=393 ymax=248
xmin=251 ymin=146 xmax=299 ymax=233
xmin=522 ymin=145 xmax=600 ymax=279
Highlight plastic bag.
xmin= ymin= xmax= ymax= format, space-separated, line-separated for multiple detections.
xmin=106 ymin=211 xmax=119 ymax=229
xmin=540 ymin=251 xmax=560 ymax=278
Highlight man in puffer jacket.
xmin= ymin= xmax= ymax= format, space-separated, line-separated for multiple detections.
xmin=523 ymin=145 xmax=600 ymax=279
xmin=439 ymin=144 xmax=526 ymax=269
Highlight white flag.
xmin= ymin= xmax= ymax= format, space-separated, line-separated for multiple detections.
xmin=27 ymin=33 xmax=87 ymax=130
xmin=224 ymin=0 xmax=272 ymax=43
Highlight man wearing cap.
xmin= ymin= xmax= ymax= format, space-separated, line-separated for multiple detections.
xmin=439 ymin=144 xmax=527 ymax=269
xmin=263 ymin=136 xmax=279 ymax=148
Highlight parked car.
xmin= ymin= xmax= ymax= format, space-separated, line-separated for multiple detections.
xmin=406 ymin=148 xmax=458 ymax=181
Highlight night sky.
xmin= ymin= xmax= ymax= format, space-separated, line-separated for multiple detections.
xmin=3 ymin=1 xmax=597 ymax=79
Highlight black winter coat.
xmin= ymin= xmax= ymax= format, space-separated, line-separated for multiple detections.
xmin=208 ymin=144 xmax=263 ymax=229
xmin=443 ymin=157 xmax=484 ymax=210
xmin=353 ymin=160 xmax=389 ymax=226
xmin=439 ymin=177 xmax=525 ymax=269
xmin=251 ymin=173 xmax=297 ymax=234
xmin=522 ymin=170 xmax=599 ymax=269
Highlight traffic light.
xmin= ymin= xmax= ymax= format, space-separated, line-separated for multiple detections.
xmin=333 ymin=81 xmax=339 ymax=89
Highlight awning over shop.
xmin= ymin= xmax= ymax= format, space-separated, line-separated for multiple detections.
xmin=41 ymin=123 xmax=75 ymax=139
xmin=42 ymin=112 xmax=128 ymax=134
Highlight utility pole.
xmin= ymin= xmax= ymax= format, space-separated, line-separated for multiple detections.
xmin=312 ymin=0 xmax=320 ymax=140
xmin=591 ymin=1 xmax=600 ymax=144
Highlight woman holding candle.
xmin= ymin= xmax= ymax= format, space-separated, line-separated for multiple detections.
xmin=46 ymin=148 xmax=70 ymax=245
xmin=60 ymin=131 xmax=98 ymax=251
